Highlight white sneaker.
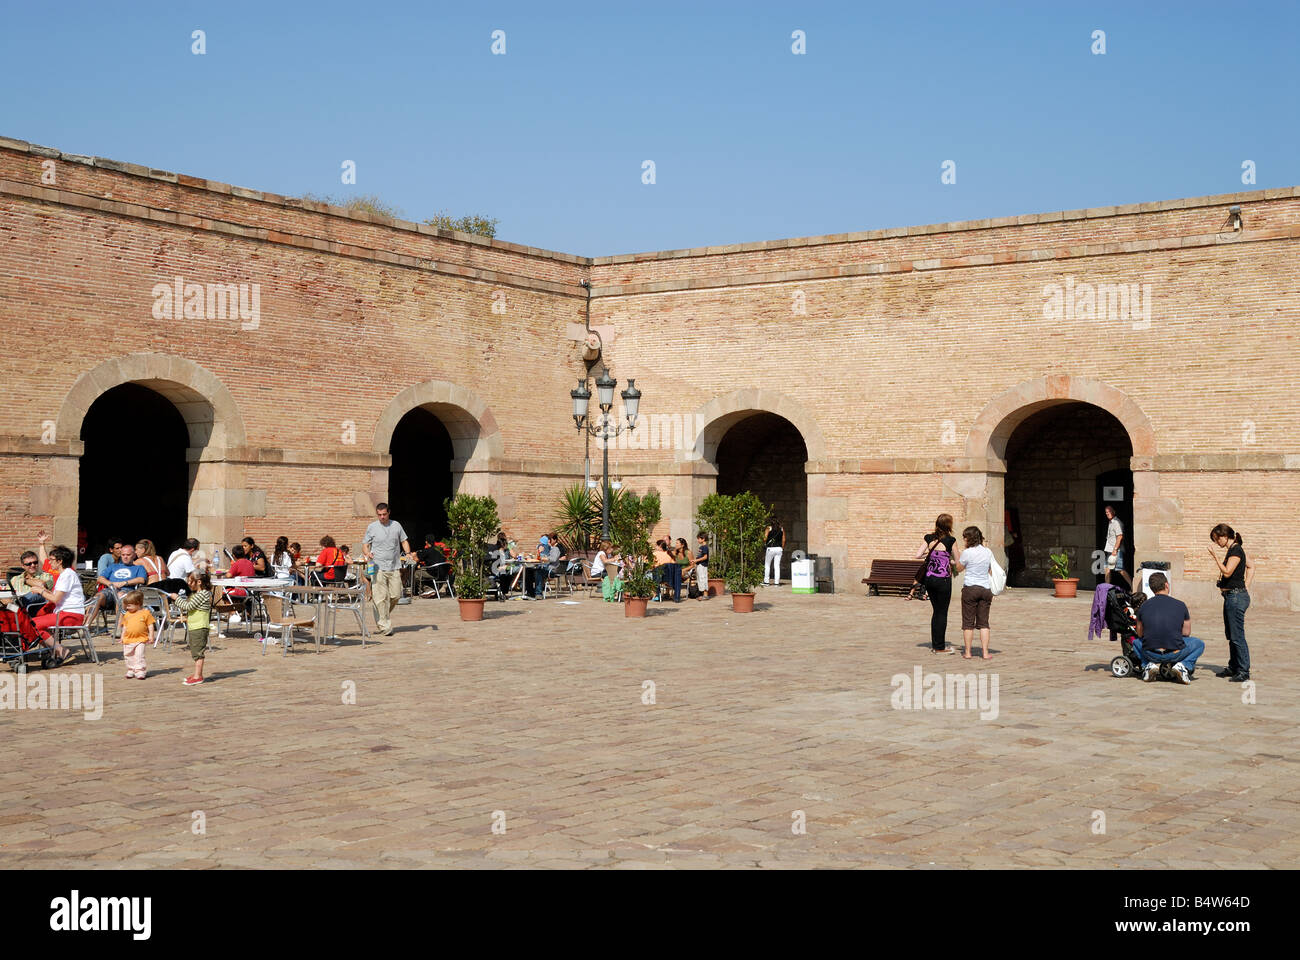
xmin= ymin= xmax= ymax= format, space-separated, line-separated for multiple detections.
xmin=1172 ymin=662 xmax=1191 ymax=685
xmin=1142 ymin=663 xmax=1160 ymax=682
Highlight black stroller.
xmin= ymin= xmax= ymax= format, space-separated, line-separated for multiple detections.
xmin=1106 ymin=588 xmax=1146 ymax=677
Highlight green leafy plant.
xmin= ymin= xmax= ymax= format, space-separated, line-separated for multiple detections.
xmin=423 ymin=211 xmax=500 ymax=239
xmin=1048 ymin=552 xmax=1071 ymax=580
xmin=718 ymin=491 xmax=771 ymax=595
xmin=553 ymin=483 xmax=599 ymax=553
xmin=444 ymin=493 xmax=501 ymax=600
xmin=609 ymin=490 xmax=662 ymax=600
xmin=298 ymin=194 xmax=499 ymax=238
xmin=694 ymin=492 xmax=732 ymax=578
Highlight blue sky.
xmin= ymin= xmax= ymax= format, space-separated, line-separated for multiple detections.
xmin=2 ymin=0 xmax=1296 ymax=255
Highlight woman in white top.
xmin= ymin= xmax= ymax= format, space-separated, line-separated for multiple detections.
xmin=951 ymin=525 xmax=994 ymax=660
xmin=28 ymin=544 xmax=85 ymax=664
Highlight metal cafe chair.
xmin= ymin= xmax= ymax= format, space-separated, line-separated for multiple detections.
xmin=327 ymin=579 xmax=372 ymax=647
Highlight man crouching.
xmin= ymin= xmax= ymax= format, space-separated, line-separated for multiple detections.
xmin=1134 ymin=572 xmax=1204 ymax=684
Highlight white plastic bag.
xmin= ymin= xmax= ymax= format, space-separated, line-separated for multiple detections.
xmin=990 ymin=558 xmax=1007 ymax=595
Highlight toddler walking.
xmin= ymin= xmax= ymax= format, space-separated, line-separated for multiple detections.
xmin=170 ymin=572 xmax=213 ymax=685
xmin=118 ymin=590 xmax=156 ymax=678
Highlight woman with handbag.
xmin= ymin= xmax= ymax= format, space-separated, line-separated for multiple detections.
xmin=951 ymin=525 xmax=995 ymax=661
xmin=912 ymin=514 xmax=957 ymax=653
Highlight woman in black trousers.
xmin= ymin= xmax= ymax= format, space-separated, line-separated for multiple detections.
xmin=914 ymin=514 xmax=957 ymax=653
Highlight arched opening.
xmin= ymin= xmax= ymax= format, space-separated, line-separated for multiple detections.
xmin=388 ymin=407 xmax=456 ymax=546
xmin=713 ymin=412 xmax=809 ymax=574
xmin=78 ymin=383 xmax=190 ymax=558
xmin=1002 ymin=402 xmax=1133 ymax=588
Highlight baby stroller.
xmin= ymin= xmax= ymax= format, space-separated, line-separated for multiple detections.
xmin=1105 ymin=588 xmax=1146 ymax=677
xmin=0 ymin=606 xmax=55 ymax=672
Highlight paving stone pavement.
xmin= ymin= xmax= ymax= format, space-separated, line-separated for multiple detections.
xmin=2 ymin=586 xmax=1296 ymax=869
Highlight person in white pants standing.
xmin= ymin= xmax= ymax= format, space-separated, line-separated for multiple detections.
xmin=362 ymin=502 xmax=414 ymax=637
xmin=763 ymin=519 xmax=785 ymax=586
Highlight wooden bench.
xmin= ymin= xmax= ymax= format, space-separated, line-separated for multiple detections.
xmin=862 ymin=559 xmax=921 ymax=596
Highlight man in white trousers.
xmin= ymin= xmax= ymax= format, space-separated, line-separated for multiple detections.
xmin=362 ymin=502 xmax=414 ymax=637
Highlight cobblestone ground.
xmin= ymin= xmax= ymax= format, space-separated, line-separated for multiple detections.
xmin=2 ymin=585 xmax=1296 ymax=869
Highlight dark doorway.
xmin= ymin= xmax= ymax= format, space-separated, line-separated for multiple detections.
xmin=715 ymin=413 xmax=808 ymax=576
xmin=1003 ymin=402 xmax=1133 ymax=588
xmin=79 ymin=383 xmax=189 ymax=558
xmin=389 ymin=407 xmax=455 ymax=546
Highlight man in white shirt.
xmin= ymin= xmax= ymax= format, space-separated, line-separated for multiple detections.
xmin=168 ymin=538 xmax=200 ymax=579
xmin=1102 ymin=506 xmax=1132 ymax=588
xmin=362 ymin=502 xmax=413 ymax=636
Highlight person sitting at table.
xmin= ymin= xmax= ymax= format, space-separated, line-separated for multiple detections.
xmin=135 ymin=539 xmax=167 ymax=584
xmin=160 ymin=538 xmax=201 ymax=593
xmin=241 ymin=537 xmax=271 ymax=578
xmin=592 ymin=540 xmax=623 ymax=602
xmin=10 ymin=549 xmax=54 ymax=616
xmin=27 ymin=545 xmax=84 ymax=665
xmin=313 ymin=536 xmax=347 ymax=585
xmin=653 ymin=538 xmax=682 ymax=602
xmin=271 ymin=536 xmax=299 ymax=583
xmin=96 ymin=537 xmax=124 ymax=576
xmin=526 ymin=534 xmax=563 ymax=599
xmin=219 ymin=544 xmax=257 ymax=620
xmin=414 ymin=536 xmax=452 ymax=596
xmin=339 ymin=545 xmax=360 ymax=582
xmin=82 ymin=542 xmax=148 ymax=632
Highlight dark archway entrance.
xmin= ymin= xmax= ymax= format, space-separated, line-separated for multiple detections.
xmin=715 ymin=412 xmax=808 ymax=575
xmin=388 ymin=407 xmax=455 ymax=547
xmin=79 ymin=383 xmax=189 ymax=560
xmin=1003 ymin=402 xmax=1133 ymax=588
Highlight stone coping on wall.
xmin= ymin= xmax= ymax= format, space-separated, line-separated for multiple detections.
xmin=590 ymin=187 xmax=1300 ymax=264
xmin=0 ymin=177 xmax=584 ymax=300
xmin=0 ymin=136 xmax=587 ymax=268
xmin=590 ymin=222 xmax=1300 ymax=297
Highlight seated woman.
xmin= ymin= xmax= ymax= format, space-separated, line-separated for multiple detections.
xmin=654 ymin=538 xmax=682 ymax=602
xmin=271 ymin=536 xmax=299 ymax=583
xmin=136 ymin=539 xmax=167 ymax=585
xmin=592 ymin=539 xmax=623 ymax=601
xmin=26 ymin=545 xmax=84 ymax=665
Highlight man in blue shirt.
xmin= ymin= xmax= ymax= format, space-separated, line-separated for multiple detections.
xmin=1134 ymin=572 xmax=1204 ymax=684
xmin=84 ymin=542 xmax=148 ymax=633
xmin=96 ymin=538 xmax=124 ymax=576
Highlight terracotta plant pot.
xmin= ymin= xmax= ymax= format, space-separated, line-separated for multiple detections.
xmin=1052 ymin=578 xmax=1080 ymax=598
xmin=458 ymin=598 xmax=486 ymax=621
xmin=708 ymin=577 xmax=726 ymax=598
xmin=624 ymin=597 xmax=648 ymax=618
xmin=730 ymin=592 xmax=755 ymax=613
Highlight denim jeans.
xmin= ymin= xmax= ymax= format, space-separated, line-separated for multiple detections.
xmin=1222 ymin=589 xmax=1250 ymax=675
xmin=1133 ymin=635 xmax=1204 ymax=672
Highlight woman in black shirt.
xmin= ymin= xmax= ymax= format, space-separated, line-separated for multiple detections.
xmin=1208 ymin=523 xmax=1253 ymax=681
xmin=913 ymin=514 xmax=957 ymax=653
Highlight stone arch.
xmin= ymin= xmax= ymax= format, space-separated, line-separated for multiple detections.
xmin=681 ymin=389 xmax=827 ymax=464
xmin=58 ymin=353 xmax=246 ymax=450
xmin=373 ymin=380 xmax=503 ymax=464
xmin=966 ymin=374 xmax=1155 ymax=462
xmin=961 ymin=375 xmax=1156 ymax=572
xmin=53 ymin=353 xmax=248 ymax=550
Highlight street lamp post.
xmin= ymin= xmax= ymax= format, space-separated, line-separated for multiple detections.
xmin=571 ymin=365 xmax=641 ymax=541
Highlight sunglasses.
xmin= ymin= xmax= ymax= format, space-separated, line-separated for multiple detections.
xmin=22 ymin=560 xmax=39 ymax=566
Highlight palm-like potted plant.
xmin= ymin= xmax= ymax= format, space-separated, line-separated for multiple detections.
xmin=1048 ymin=551 xmax=1079 ymax=598
xmin=553 ymin=483 xmax=599 ymax=555
xmin=445 ymin=493 xmax=500 ymax=620
xmin=609 ymin=489 xmax=662 ymax=618
xmin=720 ymin=492 xmax=770 ymax=613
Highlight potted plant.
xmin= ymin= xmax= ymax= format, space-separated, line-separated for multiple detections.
xmin=609 ymin=489 xmax=662 ymax=618
xmin=720 ymin=492 xmax=770 ymax=612
xmin=695 ymin=492 xmax=731 ymax=597
xmin=553 ymin=483 xmax=599 ymax=555
xmin=1048 ymin=551 xmax=1079 ymax=598
xmin=445 ymin=493 xmax=500 ymax=621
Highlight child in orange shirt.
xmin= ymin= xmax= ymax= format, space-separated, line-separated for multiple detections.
xmin=118 ymin=590 xmax=156 ymax=679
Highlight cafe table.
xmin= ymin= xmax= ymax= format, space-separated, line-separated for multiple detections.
xmin=211 ymin=577 xmax=293 ymax=638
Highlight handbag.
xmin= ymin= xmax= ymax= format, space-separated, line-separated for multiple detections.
xmin=990 ymin=556 xmax=1007 ymax=595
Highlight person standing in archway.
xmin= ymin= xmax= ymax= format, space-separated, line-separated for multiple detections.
xmin=363 ymin=502 xmax=413 ymax=637
xmin=1102 ymin=505 xmax=1132 ymax=589
xmin=762 ymin=517 xmax=785 ymax=587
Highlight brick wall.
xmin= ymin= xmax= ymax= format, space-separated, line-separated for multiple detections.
xmin=2 ymin=136 xmax=1297 ymax=609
